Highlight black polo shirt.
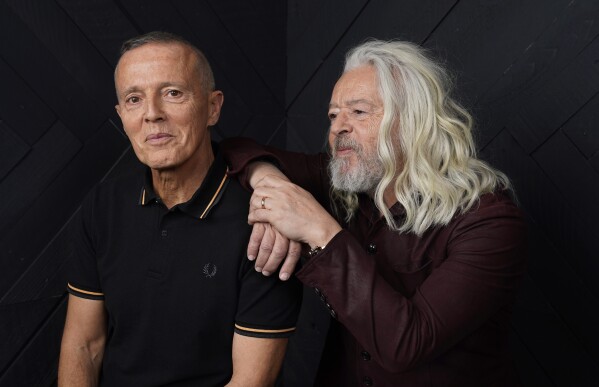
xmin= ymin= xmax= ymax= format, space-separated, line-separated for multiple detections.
xmin=67 ymin=147 xmax=301 ymax=386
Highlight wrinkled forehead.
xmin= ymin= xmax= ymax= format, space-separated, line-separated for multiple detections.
xmin=330 ymin=65 xmax=381 ymax=106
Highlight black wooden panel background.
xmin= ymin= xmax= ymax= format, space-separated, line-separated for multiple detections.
xmin=0 ymin=0 xmax=597 ymax=386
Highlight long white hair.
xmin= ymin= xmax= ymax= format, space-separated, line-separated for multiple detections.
xmin=332 ymin=40 xmax=511 ymax=235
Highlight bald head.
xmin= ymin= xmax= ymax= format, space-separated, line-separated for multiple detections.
xmin=115 ymin=31 xmax=214 ymax=96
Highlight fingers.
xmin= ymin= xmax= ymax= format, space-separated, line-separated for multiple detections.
xmin=246 ymin=224 xmax=302 ymax=281
xmin=248 ymin=191 xmax=275 ymax=225
xmin=251 ymin=188 xmax=275 ymax=211
xmin=260 ymin=231 xmax=290 ymax=277
xmin=247 ymin=223 xmax=266 ymax=261
xmin=278 ymin=240 xmax=302 ymax=281
xmin=254 ymin=224 xmax=276 ymax=273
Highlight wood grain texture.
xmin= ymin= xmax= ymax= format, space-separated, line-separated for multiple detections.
xmin=1 ymin=0 xmax=598 ymax=385
xmin=0 ymin=122 xmax=81 ymax=238
xmin=0 ymin=296 xmax=66 ymax=387
xmin=0 ymin=1 xmax=106 ymax=141
xmin=0 ymin=58 xmax=55 ymax=146
xmin=0 ymin=120 xmax=128 ymax=304
xmin=0 ymin=120 xmax=30 ymax=181
xmin=563 ymin=93 xmax=599 ymax=159
xmin=56 ymin=0 xmax=140 ymax=67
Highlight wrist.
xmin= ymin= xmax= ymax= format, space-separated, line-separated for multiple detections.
xmin=307 ymin=223 xmax=342 ymax=250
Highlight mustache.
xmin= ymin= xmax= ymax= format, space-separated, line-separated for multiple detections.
xmin=332 ymin=135 xmax=362 ymax=153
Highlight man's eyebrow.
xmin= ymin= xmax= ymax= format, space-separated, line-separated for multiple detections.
xmin=119 ymin=82 xmax=187 ymax=98
xmin=120 ymin=86 xmax=140 ymax=97
xmin=329 ymin=99 xmax=375 ymax=109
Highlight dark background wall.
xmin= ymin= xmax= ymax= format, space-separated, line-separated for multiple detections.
xmin=0 ymin=0 xmax=597 ymax=386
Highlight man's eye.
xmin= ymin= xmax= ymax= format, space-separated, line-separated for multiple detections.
xmin=353 ymin=109 xmax=365 ymax=115
xmin=328 ymin=113 xmax=337 ymax=121
xmin=167 ymin=90 xmax=181 ymax=97
xmin=126 ymin=96 xmax=140 ymax=104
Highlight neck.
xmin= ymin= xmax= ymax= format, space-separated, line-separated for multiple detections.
xmin=382 ymin=186 xmax=397 ymax=209
xmin=151 ymin=149 xmax=214 ymax=209
xmin=367 ymin=185 xmax=397 ymax=209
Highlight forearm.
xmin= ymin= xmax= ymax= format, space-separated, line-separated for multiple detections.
xmin=225 ymin=334 xmax=287 ymax=387
xmin=58 ymin=295 xmax=107 ymax=387
xmin=222 ymin=137 xmax=331 ymax=206
xmin=58 ymin=345 xmax=103 ymax=387
xmin=247 ymin=161 xmax=288 ymax=188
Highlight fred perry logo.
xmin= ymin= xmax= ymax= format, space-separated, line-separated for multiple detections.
xmin=203 ymin=263 xmax=217 ymax=278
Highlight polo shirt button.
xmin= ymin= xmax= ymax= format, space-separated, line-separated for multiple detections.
xmin=367 ymin=243 xmax=377 ymax=254
xmin=161 ymin=230 xmax=167 ymax=237
xmin=363 ymin=376 xmax=373 ymax=386
xmin=361 ymin=350 xmax=371 ymax=361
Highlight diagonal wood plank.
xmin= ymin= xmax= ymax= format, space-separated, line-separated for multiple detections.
xmin=511 ymin=275 xmax=598 ymax=385
xmin=424 ymin=0 xmax=573 ymax=104
xmin=476 ymin=0 xmax=599 ymax=149
xmin=0 ymin=120 xmax=29 ymax=182
xmin=0 ymin=296 xmax=66 ymax=386
xmin=0 ymin=297 xmax=60 ymax=377
xmin=0 ymin=120 xmax=128 ymax=305
xmin=514 ymin=38 xmax=599 ymax=152
xmin=205 ymin=0 xmax=287 ymax=107
xmin=171 ymin=0 xmax=284 ymax=112
xmin=5 ymin=0 xmax=120 ymax=130
xmin=482 ymin=129 xmax=599 ymax=297
xmin=0 ymin=122 xmax=81 ymax=239
xmin=56 ymin=0 xmax=141 ymax=67
xmin=0 ymin=1 xmax=106 ymax=142
xmin=0 ymin=58 xmax=55 ymax=145
xmin=286 ymin=0 xmax=368 ymax=107
xmin=563 ymin=93 xmax=599 ymax=159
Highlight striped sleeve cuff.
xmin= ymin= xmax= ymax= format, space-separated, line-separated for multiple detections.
xmin=67 ymin=283 xmax=104 ymax=300
xmin=234 ymin=323 xmax=296 ymax=338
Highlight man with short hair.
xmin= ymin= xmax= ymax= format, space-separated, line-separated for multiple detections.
xmin=223 ymin=40 xmax=527 ymax=386
xmin=58 ymin=31 xmax=300 ymax=387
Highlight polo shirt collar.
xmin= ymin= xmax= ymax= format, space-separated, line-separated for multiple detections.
xmin=138 ymin=144 xmax=229 ymax=220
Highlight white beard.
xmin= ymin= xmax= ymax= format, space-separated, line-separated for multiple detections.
xmin=328 ymin=136 xmax=384 ymax=193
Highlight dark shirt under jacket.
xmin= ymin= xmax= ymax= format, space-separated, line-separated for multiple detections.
xmin=223 ymin=138 xmax=527 ymax=387
xmin=67 ymin=145 xmax=301 ymax=387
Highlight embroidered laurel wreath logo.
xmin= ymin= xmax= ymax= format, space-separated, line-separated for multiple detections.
xmin=203 ymin=263 xmax=217 ymax=278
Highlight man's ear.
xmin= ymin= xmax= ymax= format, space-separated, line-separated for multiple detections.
xmin=207 ymin=91 xmax=224 ymax=126
xmin=115 ymin=104 xmax=122 ymax=119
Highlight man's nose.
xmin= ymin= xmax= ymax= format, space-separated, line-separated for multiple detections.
xmin=330 ymin=111 xmax=351 ymax=136
xmin=144 ymin=95 xmax=165 ymax=122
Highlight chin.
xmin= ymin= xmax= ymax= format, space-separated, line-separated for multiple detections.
xmin=145 ymin=159 xmax=178 ymax=171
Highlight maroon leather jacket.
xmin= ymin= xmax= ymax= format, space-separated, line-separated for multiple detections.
xmin=223 ymin=138 xmax=527 ymax=387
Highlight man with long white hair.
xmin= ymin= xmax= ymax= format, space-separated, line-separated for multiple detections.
xmin=223 ymin=40 xmax=527 ymax=386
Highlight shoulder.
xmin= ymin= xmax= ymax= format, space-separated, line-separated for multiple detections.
xmin=446 ymin=190 xmax=527 ymax=253
xmin=466 ymin=190 xmax=524 ymax=224
xmin=78 ymin=171 xmax=144 ymax=223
